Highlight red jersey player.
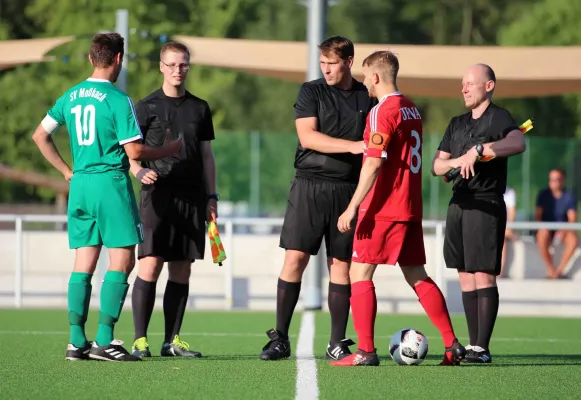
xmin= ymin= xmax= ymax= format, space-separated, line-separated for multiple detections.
xmin=330 ymin=51 xmax=466 ymax=367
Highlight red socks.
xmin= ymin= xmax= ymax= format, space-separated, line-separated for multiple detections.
xmin=414 ymin=278 xmax=456 ymax=348
xmin=351 ymin=278 xmax=455 ymax=351
xmin=350 ymin=280 xmax=377 ymax=353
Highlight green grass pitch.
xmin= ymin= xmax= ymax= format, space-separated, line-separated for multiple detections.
xmin=1 ymin=309 xmax=580 ymax=399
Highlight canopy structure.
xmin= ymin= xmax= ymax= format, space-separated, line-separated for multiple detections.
xmin=174 ymin=36 xmax=581 ymax=98
xmin=1 ymin=35 xmax=581 ymax=98
xmin=0 ymin=36 xmax=75 ymax=70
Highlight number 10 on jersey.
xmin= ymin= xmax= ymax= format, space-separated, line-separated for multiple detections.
xmin=71 ymin=104 xmax=96 ymax=146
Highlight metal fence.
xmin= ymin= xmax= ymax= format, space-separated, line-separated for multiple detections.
xmin=208 ymin=132 xmax=581 ymax=219
xmin=2 ymin=213 xmax=581 ymax=310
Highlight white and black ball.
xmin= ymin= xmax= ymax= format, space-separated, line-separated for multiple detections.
xmin=389 ymin=328 xmax=429 ymax=365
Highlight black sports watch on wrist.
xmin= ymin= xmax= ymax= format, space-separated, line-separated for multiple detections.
xmin=475 ymin=144 xmax=484 ymax=157
xmin=207 ymin=193 xmax=220 ymax=201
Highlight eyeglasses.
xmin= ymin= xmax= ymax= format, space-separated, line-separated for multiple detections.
xmin=161 ymin=60 xmax=190 ymax=71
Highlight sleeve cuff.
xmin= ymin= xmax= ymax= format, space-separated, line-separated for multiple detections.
xmin=295 ymin=113 xmax=317 ymax=120
xmin=367 ymin=148 xmax=387 ymax=159
xmin=119 ymin=134 xmax=143 ymax=145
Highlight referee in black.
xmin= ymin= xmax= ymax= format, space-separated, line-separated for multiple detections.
xmin=259 ymin=36 xmax=377 ymax=361
xmin=128 ymin=42 xmax=218 ymax=359
xmin=431 ymin=63 xmax=526 ymax=364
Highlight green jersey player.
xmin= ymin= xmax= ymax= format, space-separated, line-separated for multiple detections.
xmin=32 ymin=33 xmax=182 ymax=362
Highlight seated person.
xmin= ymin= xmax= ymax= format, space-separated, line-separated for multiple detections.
xmin=501 ymin=187 xmax=518 ymax=278
xmin=535 ymin=168 xmax=578 ymax=279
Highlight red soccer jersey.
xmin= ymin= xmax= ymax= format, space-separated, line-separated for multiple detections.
xmin=359 ymin=92 xmax=423 ymax=221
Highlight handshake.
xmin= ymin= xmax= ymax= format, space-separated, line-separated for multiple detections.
xmin=160 ymin=128 xmax=183 ymax=157
xmin=133 ymin=129 xmax=182 ymax=185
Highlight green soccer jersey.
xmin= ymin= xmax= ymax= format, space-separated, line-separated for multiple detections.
xmin=42 ymin=78 xmax=143 ymax=174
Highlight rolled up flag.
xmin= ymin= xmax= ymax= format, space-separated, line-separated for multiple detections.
xmin=208 ymin=221 xmax=227 ymax=266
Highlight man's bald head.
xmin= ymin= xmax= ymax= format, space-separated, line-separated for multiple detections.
xmin=469 ymin=63 xmax=496 ymax=83
xmin=462 ymin=63 xmax=496 ymax=110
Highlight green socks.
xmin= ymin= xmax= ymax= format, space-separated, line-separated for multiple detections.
xmin=68 ymin=272 xmax=93 ymax=348
xmin=68 ymin=270 xmax=130 ymax=347
xmin=95 ymin=271 xmax=130 ymax=346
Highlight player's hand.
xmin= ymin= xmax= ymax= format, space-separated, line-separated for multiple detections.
xmin=63 ymin=170 xmax=73 ymax=182
xmin=163 ymin=129 xmax=183 ymax=155
xmin=348 ymin=141 xmax=365 ymax=155
xmin=207 ymin=199 xmax=218 ymax=222
xmin=505 ymin=228 xmax=519 ymax=241
xmin=338 ymin=206 xmax=357 ymax=233
xmin=136 ymin=168 xmax=158 ymax=185
xmin=457 ymin=148 xmax=479 ymax=179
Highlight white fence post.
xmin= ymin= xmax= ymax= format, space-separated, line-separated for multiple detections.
xmin=96 ymin=246 xmax=109 ymax=308
xmin=15 ymin=216 xmax=23 ymax=308
xmin=434 ymin=221 xmax=445 ymax=295
xmin=224 ymin=220 xmax=234 ymax=310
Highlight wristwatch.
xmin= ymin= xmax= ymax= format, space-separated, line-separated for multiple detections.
xmin=207 ymin=193 xmax=220 ymax=201
xmin=475 ymin=144 xmax=484 ymax=157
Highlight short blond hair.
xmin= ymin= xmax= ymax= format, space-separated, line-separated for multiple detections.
xmin=160 ymin=42 xmax=190 ymax=59
xmin=362 ymin=51 xmax=399 ymax=82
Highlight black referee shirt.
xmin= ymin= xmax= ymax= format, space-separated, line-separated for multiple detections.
xmin=293 ymin=78 xmax=377 ymax=183
xmin=135 ymin=89 xmax=215 ymax=200
xmin=438 ymin=102 xmax=518 ymax=198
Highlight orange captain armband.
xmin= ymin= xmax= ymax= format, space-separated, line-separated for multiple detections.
xmin=367 ymin=131 xmax=391 ymax=158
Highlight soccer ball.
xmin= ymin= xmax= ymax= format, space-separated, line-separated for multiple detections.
xmin=389 ymin=328 xmax=429 ymax=365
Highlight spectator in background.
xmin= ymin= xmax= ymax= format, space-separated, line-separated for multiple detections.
xmin=500 ymin=187 xmax=518 ymax=278
xmin=535 ymin=168 xmax=578 ymax=279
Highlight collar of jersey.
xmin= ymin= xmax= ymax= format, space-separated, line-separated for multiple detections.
xmin=379 ymin=91 xmax=402 ymax=102
xmin=86 ymin=78 xmax=111 ymax=83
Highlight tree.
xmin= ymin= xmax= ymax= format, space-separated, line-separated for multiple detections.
xmin=0 ymin=0 xmax=575 ymax=215
xmin=497 ymin=0 xmax=581 ymax=215
xmin=499 ymin=0 xmax=581 ymax=138
xmin=0 ymin=0 xmax=244 ymax=202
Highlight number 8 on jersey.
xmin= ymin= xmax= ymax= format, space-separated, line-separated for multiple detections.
xmin=360 ymin=92 xmax=423 ymax=222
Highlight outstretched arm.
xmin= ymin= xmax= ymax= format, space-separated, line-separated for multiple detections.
xmin=294 ymin=82 xmax=363 ymax=155
xmin=297 ymin=117 xmax=363 ymax=154
xmin=479 ymin=130 xmax=526 ymax=158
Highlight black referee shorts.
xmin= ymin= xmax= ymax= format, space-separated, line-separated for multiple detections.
xmin=138 ymin=185 xmax=206 ymax=262
xmin=443 ymin=197 xmax=507 ymax=275
xmin=279 ymin=176 xmax=357 ymax=259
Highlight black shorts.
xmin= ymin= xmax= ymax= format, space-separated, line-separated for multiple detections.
xmin=443 ymin=198 xmax=507 ymax=275
xmin=138 ymin=185 xmax=206 ymax=262
xmin=279 ymin=176 xmax=357 ymax=259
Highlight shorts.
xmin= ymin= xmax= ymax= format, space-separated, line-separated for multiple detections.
xmin=443 ymin=198 xmax=507 ymax=275
xmin=67 ymin=171 xmax=143 ymax=249
xmin=138 ymin=184 xmax=206 ymax=262
xmin=279 ymin=176 xmax=357 ymax=259
xmin=351 ymin=220 xmax=426 ymax=266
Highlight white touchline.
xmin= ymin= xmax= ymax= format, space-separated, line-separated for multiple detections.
xmin=295 ymin=311 xmax=319 ymax=400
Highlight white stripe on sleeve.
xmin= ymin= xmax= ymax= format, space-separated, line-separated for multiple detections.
xmin=126 ymin=97 xmax=143 ymax=139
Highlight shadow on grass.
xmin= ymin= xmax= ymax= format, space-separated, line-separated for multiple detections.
xmin=138 ymin=353 xmax=581 ymax=366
